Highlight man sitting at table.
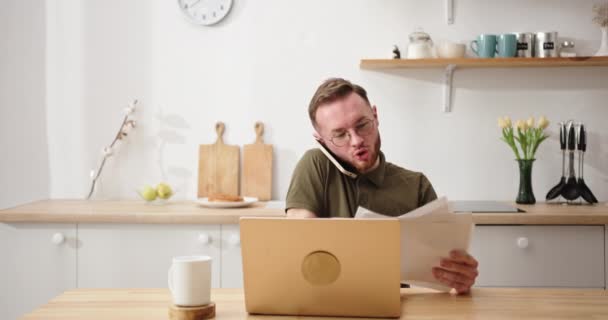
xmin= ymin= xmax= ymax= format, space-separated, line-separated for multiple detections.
xmin=285 ymin=77 xmax=479 ymax=294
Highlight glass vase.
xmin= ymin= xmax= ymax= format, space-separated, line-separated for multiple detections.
xmin=516 ymin=159 xmax=536 ymax=204
xmin=595 ymin=26 xmax=608 ymax=57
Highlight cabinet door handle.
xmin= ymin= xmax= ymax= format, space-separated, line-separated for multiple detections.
xmin=52 ymin=233 xmax=65 ymax=245
xmin=228 ymin=234 xmax=240 ymax=247
xmin=516 ymin=237 xmax=529 ymax=249
xmin=198 ymin=233 xmax=212 ymax=245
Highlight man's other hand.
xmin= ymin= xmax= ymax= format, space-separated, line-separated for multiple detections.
xmin=432 ymin=249 xmax=479 ymax=294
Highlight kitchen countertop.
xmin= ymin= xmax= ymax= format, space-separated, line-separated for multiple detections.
xmin=20 ymin=287 xmax=608 ymax=320
xmin=0 ymin=200 xmax=285 ymax=224
xmin=1 ymin=199 xmax=607 ymax=225
xmin=474 ymin=202 xmax=608 ymax=225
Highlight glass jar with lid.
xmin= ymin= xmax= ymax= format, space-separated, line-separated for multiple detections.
xmin=407 ymin=29 xmax=435 ymax=59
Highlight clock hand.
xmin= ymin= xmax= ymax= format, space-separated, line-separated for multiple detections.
xmin=184 ymin=0 xmax=201 ymax=9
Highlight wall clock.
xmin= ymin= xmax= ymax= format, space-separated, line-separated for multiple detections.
xmin=178 ymin=0 xmax=233 ymax=26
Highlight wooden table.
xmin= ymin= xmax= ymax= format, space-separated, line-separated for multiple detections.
xmin=20 ymin=288 xmax=608 ymax=320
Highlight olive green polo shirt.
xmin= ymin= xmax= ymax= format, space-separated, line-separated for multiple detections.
xmin=286 ymin=149 xmax=437 ymax=218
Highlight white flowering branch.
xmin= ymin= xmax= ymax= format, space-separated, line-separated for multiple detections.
xmin=593 ymin=2 xmax=608 ymax=27
xmin=86 ymin=100 xmax=138 ymax=199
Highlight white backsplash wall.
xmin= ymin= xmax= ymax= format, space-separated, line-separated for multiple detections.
xmin=0 ymin=0 xmax=49 ymax=209
xmin=43 ymin=0 xmax=608 ymax=202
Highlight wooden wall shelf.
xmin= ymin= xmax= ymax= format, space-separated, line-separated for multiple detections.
xmin=360 ymin=56 xmax=608 ymax=112
xmin=360 ymin=56 xmax=608 ymax=69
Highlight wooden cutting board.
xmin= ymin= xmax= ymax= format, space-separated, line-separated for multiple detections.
xmin=197 ymin=122 xmax=239 ymax=198
xmin=242 ymin=122 xmax=273 ymax=200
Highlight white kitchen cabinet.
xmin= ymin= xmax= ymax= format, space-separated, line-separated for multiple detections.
xmin=0 ymin=223 xmax=77 ymax=320
xmin=77 ymin=224 xmax=221 ymax=288
xmin=220 ymin=224 xmax=243 ymax=288
xmin=471 ymin=225 xmax=605 ymax=288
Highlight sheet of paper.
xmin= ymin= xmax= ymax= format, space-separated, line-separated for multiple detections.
xmin=355 ymin=197 xmax=474 ymax=292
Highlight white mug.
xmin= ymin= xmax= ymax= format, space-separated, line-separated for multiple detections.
xmin=437 ymin=42 xmax=466 ymax=58
xmin=168 ymin=255 xmax=212 ymax=306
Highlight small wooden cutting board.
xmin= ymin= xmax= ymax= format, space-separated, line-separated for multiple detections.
xmin=198 ymin=122 xmax=239 ymax=198
xmin=242 ymin=122 xmax=273 ymax=200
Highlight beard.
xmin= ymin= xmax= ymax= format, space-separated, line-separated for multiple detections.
xmin=351 ymin=133 xmax=381 ymax=173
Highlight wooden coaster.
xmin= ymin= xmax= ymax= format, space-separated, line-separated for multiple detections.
xmin=169 ymin=302 xmax=215 ymax=320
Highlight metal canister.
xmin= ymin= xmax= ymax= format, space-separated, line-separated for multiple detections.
xmin=514 ymin=32 xmax=535 ymax=57
xmin=535 ymin=32 xmax=559 ymax=58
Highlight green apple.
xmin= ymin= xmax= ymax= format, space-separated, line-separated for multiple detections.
xmin=140 ymin=185 xmax=157 ymax=201
xmin=156 ymin=182 xmax=173 ymax=200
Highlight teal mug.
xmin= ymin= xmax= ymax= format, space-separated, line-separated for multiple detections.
xmin=470 ymin=34 xmax=497 ymax=58
xmin=496 ymin=34 xmax=517 ymax=57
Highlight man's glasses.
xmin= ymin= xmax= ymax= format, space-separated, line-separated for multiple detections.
xmin=329 ymin=118 xmax=375 ymax=147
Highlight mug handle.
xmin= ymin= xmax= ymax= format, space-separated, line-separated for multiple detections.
xmin=168 ymin=265 xmax=174 ymax=293
xmin=470 ymin=40 xmax=478 ymax=55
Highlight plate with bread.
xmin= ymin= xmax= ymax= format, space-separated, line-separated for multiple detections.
xmin=196 ymin=193 xmax=258 ymax=208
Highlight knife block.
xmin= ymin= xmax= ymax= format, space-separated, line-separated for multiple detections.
xmin=169 ymin=302 xmax=215 ymax=320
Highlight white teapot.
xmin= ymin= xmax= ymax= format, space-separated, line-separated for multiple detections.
xmin=407 ymin=29 xmax=435 ymax=59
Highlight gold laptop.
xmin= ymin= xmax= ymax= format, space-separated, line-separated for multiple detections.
xmin=239 ymin=217 xmax=401 ymax=318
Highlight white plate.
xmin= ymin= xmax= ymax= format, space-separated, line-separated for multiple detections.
xmin=196 ymin=197 xmax=258 ymax=208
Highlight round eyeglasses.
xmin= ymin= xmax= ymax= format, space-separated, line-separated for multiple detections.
xmin=329 ymin=119 xmax=375 ymax=147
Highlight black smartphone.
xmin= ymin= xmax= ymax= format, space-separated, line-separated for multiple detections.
xmin=315 ymin=139 xmax=358 ymax=178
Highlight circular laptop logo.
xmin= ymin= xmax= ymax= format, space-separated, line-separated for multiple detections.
xmin=301 ymin=251 xmax=341 ymax=285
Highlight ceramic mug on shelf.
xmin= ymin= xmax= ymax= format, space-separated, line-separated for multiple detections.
xmin=437 ymin=42 xmax=466 ymax=58
xmin=470 ymin=34 xmax=497 ymax=58
xmin=168 ymin=255 xmax=212 ymax=307
xmin=496 ymin=34 xmax=517 ymax=57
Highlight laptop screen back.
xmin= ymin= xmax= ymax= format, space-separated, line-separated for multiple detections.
xmin=240 ymin=217 xmax=401 ymax=318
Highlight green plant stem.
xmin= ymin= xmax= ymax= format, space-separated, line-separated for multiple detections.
xmin=531 ymin=129 xmax=547 ymax=157
xmin=517 ymin=128 xmax=528 ymax=159
xmin=502 ymin=127 xmax=521 ymax=160
xmin=500 ymin=125 xmax=548 ymax=161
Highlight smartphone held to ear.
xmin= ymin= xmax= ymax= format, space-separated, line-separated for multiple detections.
xmin=315 ymin=139 xmax=358 ymax=179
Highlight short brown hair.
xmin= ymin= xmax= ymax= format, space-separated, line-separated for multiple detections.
xmin=308 ymin=78 xmax=371 ymax=128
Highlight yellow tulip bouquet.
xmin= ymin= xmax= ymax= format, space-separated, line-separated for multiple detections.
xmin=498 ymin=116 xmax=550 ymax=160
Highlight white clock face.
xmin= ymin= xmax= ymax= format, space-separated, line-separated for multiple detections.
xmin=178 ymin=0 xmax=233 ymax=26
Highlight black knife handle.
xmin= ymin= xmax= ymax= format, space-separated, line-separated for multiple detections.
xmin=578 ymin=124 xmax=586 ymax=152
xmin=567 ymin=124 xmax=576 ymax=151
xmin=559 ymin=122 xmax=566 ymax=150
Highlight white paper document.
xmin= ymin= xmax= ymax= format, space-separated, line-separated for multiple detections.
xmin=355 ymin=197 xmax=474 ymax=292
